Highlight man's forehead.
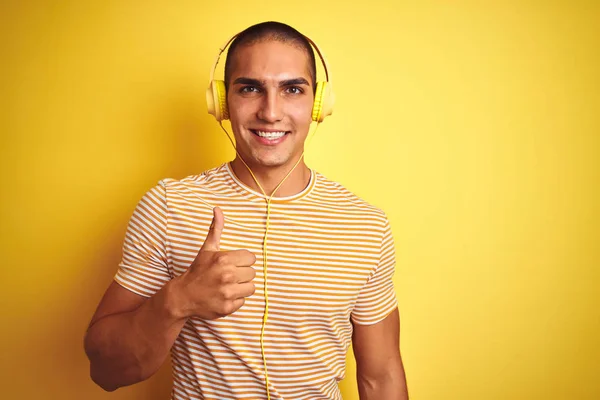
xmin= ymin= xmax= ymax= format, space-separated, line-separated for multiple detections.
xmin=229 ymin=41 xmax=312 ymax=82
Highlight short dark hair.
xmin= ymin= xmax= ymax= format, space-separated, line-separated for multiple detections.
xmin=224 ymin=21 xmax=317 ymax=92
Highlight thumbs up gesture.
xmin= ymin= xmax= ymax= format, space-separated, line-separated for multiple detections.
xmin=171 ymin=207 xmax=257 ymax=320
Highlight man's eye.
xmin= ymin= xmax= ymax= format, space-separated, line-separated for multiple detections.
xmin=286 ymin=86 xmax=304 ymax=95
xmin=240 ymin=86 xmax=260 ymax=93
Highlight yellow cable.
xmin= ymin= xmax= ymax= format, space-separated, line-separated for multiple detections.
xmin=218 ymin=122 xmax=320 ymax=400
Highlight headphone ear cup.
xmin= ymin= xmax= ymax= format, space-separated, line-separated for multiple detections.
xmin=312 ymin=81 xmax=334 ymax=122
xmin=206 ymin=80 xmax=229 ymax=121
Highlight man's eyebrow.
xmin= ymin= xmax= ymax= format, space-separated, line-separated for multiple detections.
xmin=232 ymin=77 xmax=311 ymax=87
xmin=280 ymin=78 xmax=310 ymax=87
xmin=232 ymin=77 xmax=265 ymax=86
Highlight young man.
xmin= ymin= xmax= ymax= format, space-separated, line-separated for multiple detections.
xmin=84 ymin=21 xmax=408 ymax=400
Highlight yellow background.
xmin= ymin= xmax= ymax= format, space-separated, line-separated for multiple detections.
xmin=1 ymin=1 xmax=598 ymax=399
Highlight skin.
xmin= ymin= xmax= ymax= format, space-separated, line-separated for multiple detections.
xmin=84 ymin=39 xmax=408 ymax=399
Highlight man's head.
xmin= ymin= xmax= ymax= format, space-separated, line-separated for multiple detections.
xmin=223 ymin=22 xmax=318 ymax=170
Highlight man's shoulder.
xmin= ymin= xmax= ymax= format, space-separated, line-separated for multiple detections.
xmin=138 ymin=163 xmax=232 ymax=206
xmin=312 ymin=170 xmax=388 ymax=222
xmin=157 ymin=163 xmax=229 ymax=189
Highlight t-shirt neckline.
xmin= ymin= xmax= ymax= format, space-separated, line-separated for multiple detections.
xmin=224 ymin=162 xmax=315 ymax=203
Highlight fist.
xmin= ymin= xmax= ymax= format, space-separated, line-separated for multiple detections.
xmin=174 ymin=207 xmax=257 ymax=319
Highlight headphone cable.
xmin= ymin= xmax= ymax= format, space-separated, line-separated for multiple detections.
xmin=218 ymin=121 xmax=320 ymax=400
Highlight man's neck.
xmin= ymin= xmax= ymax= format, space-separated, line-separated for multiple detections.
xmin=230 ymin=157 xmax=311 ymax=198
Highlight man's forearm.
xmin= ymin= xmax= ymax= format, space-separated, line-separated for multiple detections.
xmin=357 ymin=368 xmax=409 ymax=400
xmin=84 ymin=281 xmax=187 ymax=391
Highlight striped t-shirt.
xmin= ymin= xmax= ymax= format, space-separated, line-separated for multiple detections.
xmin=115 ymin=162 xmax=398 ymax=400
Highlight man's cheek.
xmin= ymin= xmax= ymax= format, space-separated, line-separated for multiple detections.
xmin=290 ymin=107 xmax=312 ymax=123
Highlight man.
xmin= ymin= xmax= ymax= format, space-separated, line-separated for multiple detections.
xmin=84 ymin=21 xmax=408 ymax=399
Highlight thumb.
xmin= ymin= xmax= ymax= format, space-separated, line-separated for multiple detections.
xmin=201 ymin=207 xmax=224 ymax=252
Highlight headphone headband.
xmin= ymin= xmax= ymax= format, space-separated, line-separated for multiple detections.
xmin=208 ymin=31 xmax=332 ymax=85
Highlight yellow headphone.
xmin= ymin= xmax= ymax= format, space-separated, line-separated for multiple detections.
xmin=206 ymin=31 xmax=335 ymax=122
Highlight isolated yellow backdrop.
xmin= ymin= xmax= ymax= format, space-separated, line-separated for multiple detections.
xmin=1 ymin=1 xmax=598 ymax=399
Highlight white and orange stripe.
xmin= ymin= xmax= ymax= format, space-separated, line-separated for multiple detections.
xmin=115 ymin=162 xmax=397 ymax=400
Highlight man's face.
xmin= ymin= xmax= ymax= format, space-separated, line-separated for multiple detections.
xmin=227 ymin=40 xmax=314 ymax=169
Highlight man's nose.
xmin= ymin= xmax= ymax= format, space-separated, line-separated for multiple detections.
xmin=257 ymin=90 xmax=283 ymax=122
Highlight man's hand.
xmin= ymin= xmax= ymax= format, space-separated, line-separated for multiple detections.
xmin=171 ymin=206 xmax=257 ymax=320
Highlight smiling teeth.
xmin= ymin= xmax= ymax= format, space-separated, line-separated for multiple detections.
xmin=256 ymin=130 xmax=286 ymax=139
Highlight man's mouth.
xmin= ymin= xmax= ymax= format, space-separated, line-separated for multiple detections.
xmin=250 ymin=130 xmax=289 ymax=140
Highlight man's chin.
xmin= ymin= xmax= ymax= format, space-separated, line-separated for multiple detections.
xmin=243 ymin=152 xmax=295 ymax=170
xmin=252 ymin=158 xmax=289 ymax=169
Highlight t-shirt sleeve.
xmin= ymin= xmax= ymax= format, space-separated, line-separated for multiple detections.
xmin=351 ymin=217 xmax=398 ymax=325
xmin=114 ymin=181 xmax=171 ymax=297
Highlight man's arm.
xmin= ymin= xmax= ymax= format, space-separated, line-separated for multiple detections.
xmin=84 ymin=280 xmax=186 ymax=391
xmin=84 ymin=207 xmax=256 ymax=391
xmin=352 ymin=308 xmax=408 ymax=400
